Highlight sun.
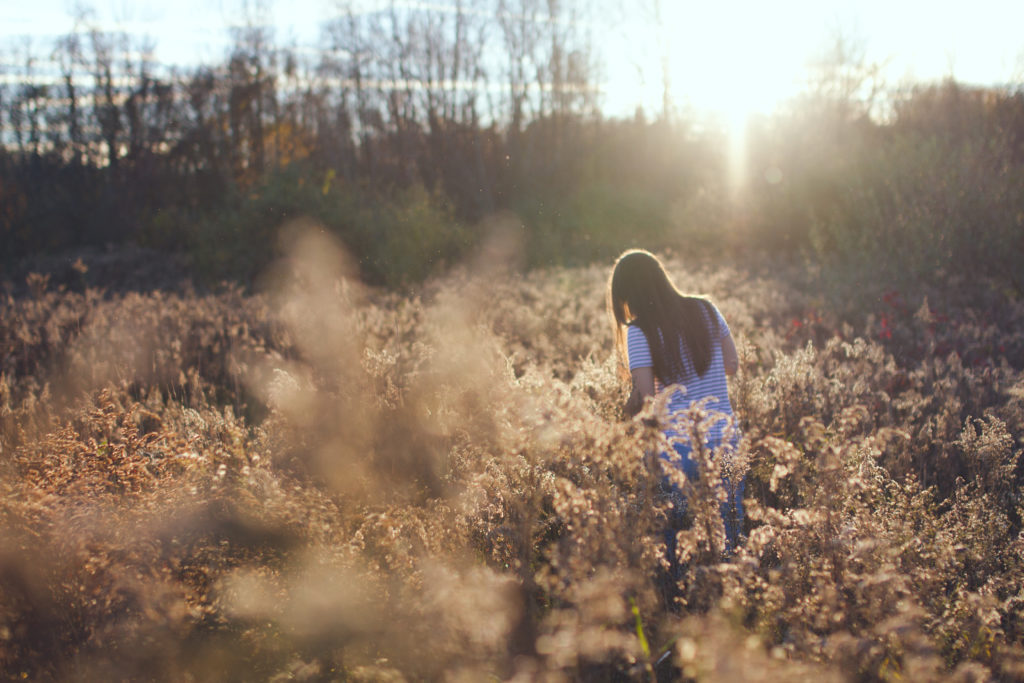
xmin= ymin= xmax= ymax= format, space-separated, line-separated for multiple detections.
xmin=660 ymin=1 xmax=816 ymax=116
xmin=655 ymin=1 xmax=820 ymax=188
xmin=694 ymin=57 xmax=799 ymax=193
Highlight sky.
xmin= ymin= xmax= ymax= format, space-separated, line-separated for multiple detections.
xmin=2 ymin=0 xmax=1023 ymax=120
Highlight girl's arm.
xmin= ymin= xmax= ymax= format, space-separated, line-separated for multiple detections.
xmin=712 ymin=303 xmax=739 ymax=377
xmin=624 ymin=366 xmax=656 ymax=417
xmin=722 ymin=334 xmax=739 ymax=376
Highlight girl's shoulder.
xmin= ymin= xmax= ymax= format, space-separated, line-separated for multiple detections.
xmin=680 ymin=293 xmax=713 ymax=307
xmin=685 ymin=296 xmax=728 ymax=335
xmin=683 ymin=295 xmax=715 ymax=318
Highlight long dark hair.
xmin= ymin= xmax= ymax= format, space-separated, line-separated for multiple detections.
xmin=607 ymin=249 xmax=717 ymax=383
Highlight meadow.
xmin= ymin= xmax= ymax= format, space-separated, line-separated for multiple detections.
xmin=1 ymin=230 xmax=1023 ymax=681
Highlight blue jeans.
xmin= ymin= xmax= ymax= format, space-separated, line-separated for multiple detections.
xmin=661 ymin=439 xmax=745 ymax=552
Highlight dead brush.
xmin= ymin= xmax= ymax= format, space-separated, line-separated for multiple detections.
xmin=0 ymin=251 xmax=1023 ymax=680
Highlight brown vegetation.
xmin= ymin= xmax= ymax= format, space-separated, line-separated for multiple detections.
xmin=1 ymin=231 xmax=1022 ymax=681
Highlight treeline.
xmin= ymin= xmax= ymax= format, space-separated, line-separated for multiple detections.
xmin=1 ymin=1 xmax=614 ymax=285
xmin=2 ymin=4 xmax=1024 ymax=289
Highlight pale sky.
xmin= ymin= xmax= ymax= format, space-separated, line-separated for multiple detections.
xmin=3 ymin=0 xmax=1023 ymax=120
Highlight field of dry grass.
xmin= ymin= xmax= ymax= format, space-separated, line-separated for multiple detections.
xmin=1 ymin=232 xmax=1022 ymax=681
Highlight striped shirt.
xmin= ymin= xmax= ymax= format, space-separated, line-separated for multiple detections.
xmin=627 ymin=302 xmax=734 ymax=449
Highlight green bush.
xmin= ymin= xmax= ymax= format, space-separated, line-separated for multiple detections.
xmin=738 ymin=113 xmax=1024 ymax=293
xmin=186 ymin=166 xmax=471 ymax=289
xmin=808 ymin=132 xmax=1024 ymax=287
xmin=349 ymin=183 xmax=472 ymax=288
xmin=517 ymin=182 xmax=673 ymax=268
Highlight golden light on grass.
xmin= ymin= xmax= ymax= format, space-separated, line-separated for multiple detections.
xmin=2 ymin=243 xmax=1023 ymax=679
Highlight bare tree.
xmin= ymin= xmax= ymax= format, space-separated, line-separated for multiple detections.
xmin=497 ymin=0 xmax=542 ymax=133
xmin=325 ymin=2 xmax=384 ymax=180
xmin=604 ymin=0 xmax=672 ymax=121
xmin=52 ymin=32 xmax=85 ymax=161
xmin=8 ymin=41 xmax=44 ymax=156
xmin=802 ymin=28 xmax=887 ymax=125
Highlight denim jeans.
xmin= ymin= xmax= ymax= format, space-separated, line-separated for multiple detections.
xmin=660 ymin=439 xmax=745 ymax=552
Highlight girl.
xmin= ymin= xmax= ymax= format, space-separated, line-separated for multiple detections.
xmin=607 ymin=249 xmax=744 ymax=549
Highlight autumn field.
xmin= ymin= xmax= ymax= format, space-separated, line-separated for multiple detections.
xmin=4 ymin=2 xmax=1024 ymax=679
xmin=1 ymin=232 xmax=1023 ymax=682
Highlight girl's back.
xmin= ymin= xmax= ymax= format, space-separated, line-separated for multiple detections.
xmin=625 ymin=299 xmax=735 ymax=446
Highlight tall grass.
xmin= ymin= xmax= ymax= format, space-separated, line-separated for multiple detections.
xmin=1 ymin=232 xmax=1022 ymax=680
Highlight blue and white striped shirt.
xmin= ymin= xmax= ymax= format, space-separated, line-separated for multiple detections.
xmin=627 ymin=302 xmax=734 ymax=449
